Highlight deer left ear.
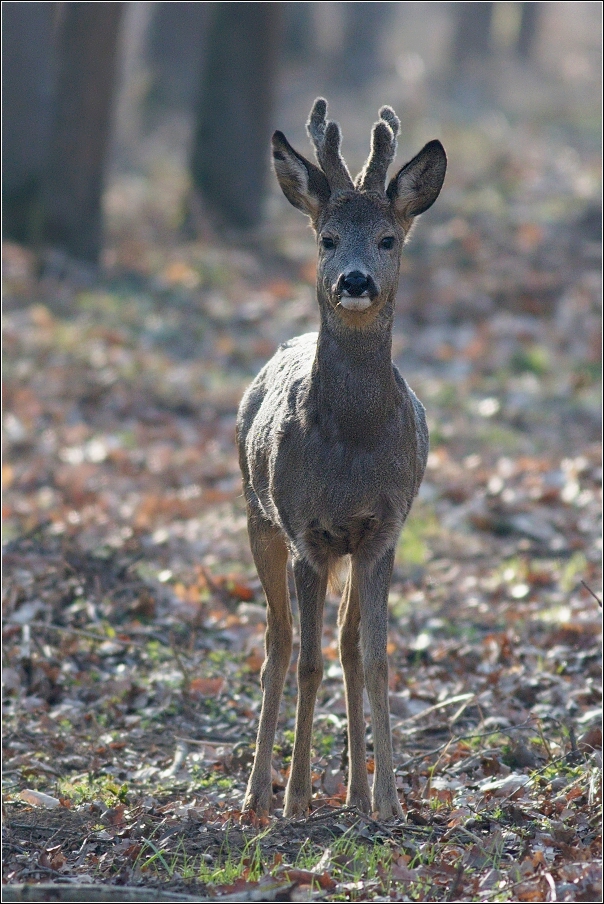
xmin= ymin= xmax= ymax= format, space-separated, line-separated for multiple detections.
xmin=272 ymin=130 xmax=331 ymax=220
xmin=387 ymin=140 xmax=446 ymax=225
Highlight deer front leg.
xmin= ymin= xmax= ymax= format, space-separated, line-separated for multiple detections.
xmin=357 ymin=547 xmax=403 ymax=820
xmin=338 ymin=569 xmax=371 ymax=813
xmin=284 ymin=557 xmax=327 ymax=818
xmin=244 ymin=517 xmax=292 ymax=815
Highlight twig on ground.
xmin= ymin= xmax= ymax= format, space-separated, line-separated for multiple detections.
xmin=4 ymin=520 xmax=52 ymax=551
xmin=392 ymin=693 xmax=475 ymax=727
xmin=396 ymin=718 xmax=538 ymax=771
xmin=1 ymin=883 xmax=263 ymax=903
xmin=26 ymin=620 xmax=165 ymax=647
xmin=446 ymin=862 xmax=465 ymax=901
xmin=480 ymin=872 xmax=553 ymax=902
xmin=581 ymin=579 xmax=602 ymax=607
xmin=491 ymin=752 xmax=575 ymax=808
xmin=169 ymin=633 xmax=193 ymax=697
xmin=173 ymin=735 xmax=240 ymax=746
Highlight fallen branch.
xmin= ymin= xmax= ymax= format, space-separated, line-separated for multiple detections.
xmin=26 ymin=620 xmax=166 ymax=648
xmin=392 ymin=693 xmax=475 ymax=727
xmin=581 ymin=579 xmax=602 ymax=607
xmin=396 ymin=717 xmax=538 ymax=770
xmin=1 ymin=881 xmax=297 ymax=903
xmin=1 ymin=886 xmax=202 ymax=903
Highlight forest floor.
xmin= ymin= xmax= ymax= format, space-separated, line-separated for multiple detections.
xmin=2 ymin=87 xmax=602 ymax=902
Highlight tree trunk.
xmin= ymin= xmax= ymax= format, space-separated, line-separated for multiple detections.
xmin=450 ymin=1 xmax=494 ymax=71
xmin=517 ymin=2 xmax=541 ymax=61
xmin=283 ymin=1 xmax=315 ymax=62
xmin=146 ymin=1 xmax=209 ymax=113
xmin=43 ymin=2 xmax=123 ymax=263
xmin=190 ymin=2 xmax=281 ymax=231
xmin=2 ymin=2 xmax=56 ymax=244
xmin=337 ymin=2 xmax=394 ymax=87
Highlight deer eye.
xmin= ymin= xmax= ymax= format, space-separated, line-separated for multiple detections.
xmin=379 ymin=236 xmax=395 ymax=250
xmin=321 ymin=235 xmax=336 ymax=250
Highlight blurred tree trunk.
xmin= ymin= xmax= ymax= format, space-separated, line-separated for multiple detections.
xmin=147 ymin=2 xmax=209 ymax=114
xmin=111 ymin=2 xmax=154 ymax=170
xmin=43 ymin=2 xmax=123 ymax=263
xmin=517 ymin=2 xmax=541 ymax=61
xmin=337 ymin=2 xmax=394 ymax=87
xmin=2 ymin=2 xmax=56 ymax=244
xmin=283 ymin=1 xmax=315 ymax=62
xmin=450 ymin=1 xmax=494 ymax=71
xmin=190 ymin=2 xmax=281 ymax=231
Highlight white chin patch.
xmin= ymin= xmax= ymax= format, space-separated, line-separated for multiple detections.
xmin=339 ymin=296 xmax=372 ymax=312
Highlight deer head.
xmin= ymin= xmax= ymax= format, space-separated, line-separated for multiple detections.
xmin=272 ymin=99 xmax=446 ymax=323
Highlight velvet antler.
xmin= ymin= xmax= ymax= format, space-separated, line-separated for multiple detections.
xmin=306 ymin=98 xmax=354 ymax=195
xmin=355 ymin=105 xmax=400 ymax=193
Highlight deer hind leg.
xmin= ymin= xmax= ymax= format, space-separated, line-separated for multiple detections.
xmin=338 ymin=567 xmax=371 ymax=813
xmin=357 ymin=547 xmax=403 ymax=819
xmin=284 ymin=556 xmax=328 ymax=817
xmin=243 ymin=515 xmax=292 ymax=815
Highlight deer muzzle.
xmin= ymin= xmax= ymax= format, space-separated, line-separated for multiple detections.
xmin=335 ymin=271 xmax=379 ymax=311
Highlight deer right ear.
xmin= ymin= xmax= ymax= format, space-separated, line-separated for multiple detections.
xmin=272 ymin=131 xmax=330 ymax=220
xmin=387 ymin=140 xmax=447 ymax=227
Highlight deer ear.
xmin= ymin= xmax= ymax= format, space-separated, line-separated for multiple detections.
xmin=272 ymin=131 xmax=330 ymax=219
xmin=387 ymin=140 xmax=446 ymax=225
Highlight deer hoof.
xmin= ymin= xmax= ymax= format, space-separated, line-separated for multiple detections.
xmin=283 ymin=789 xmax=311 ymax=818
xmin=243 ymin=785 xmax=272 ymax=816
xmin=347 ymin=790 xmax=372 ymax=814
xmin=373 ymin=793 xmax=404 ymax=821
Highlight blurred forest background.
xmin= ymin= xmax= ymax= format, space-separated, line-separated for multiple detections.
xmin=2 ymin=3 xmax=602 ymax=902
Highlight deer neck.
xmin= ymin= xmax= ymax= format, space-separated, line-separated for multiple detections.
xmin=312 ymin=296 xmax=398 ymax=440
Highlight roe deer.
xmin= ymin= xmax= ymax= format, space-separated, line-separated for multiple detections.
xmin=237 ymin=99 xmax=446 ymax=818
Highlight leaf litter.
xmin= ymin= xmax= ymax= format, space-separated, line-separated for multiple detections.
xmin=2 ymin=91 xmax=601 ymax=902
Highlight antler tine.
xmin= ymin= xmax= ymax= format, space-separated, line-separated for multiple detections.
xmin=306 ymin=98 xmax=354 ymax=194
xmin=355 ymin=105 xmax=399 ymax=193
xmin=307 ymin=97 xmax=327 ymax=146
xmin=379 ymin=105 xmax=400 ymax=140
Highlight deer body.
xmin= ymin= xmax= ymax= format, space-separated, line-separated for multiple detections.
xmin=237 ymin=100 xmax=446 ymax=818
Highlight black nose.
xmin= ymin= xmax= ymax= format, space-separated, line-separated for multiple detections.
xmin=340 ymin=271 xmax=371 ymax=297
